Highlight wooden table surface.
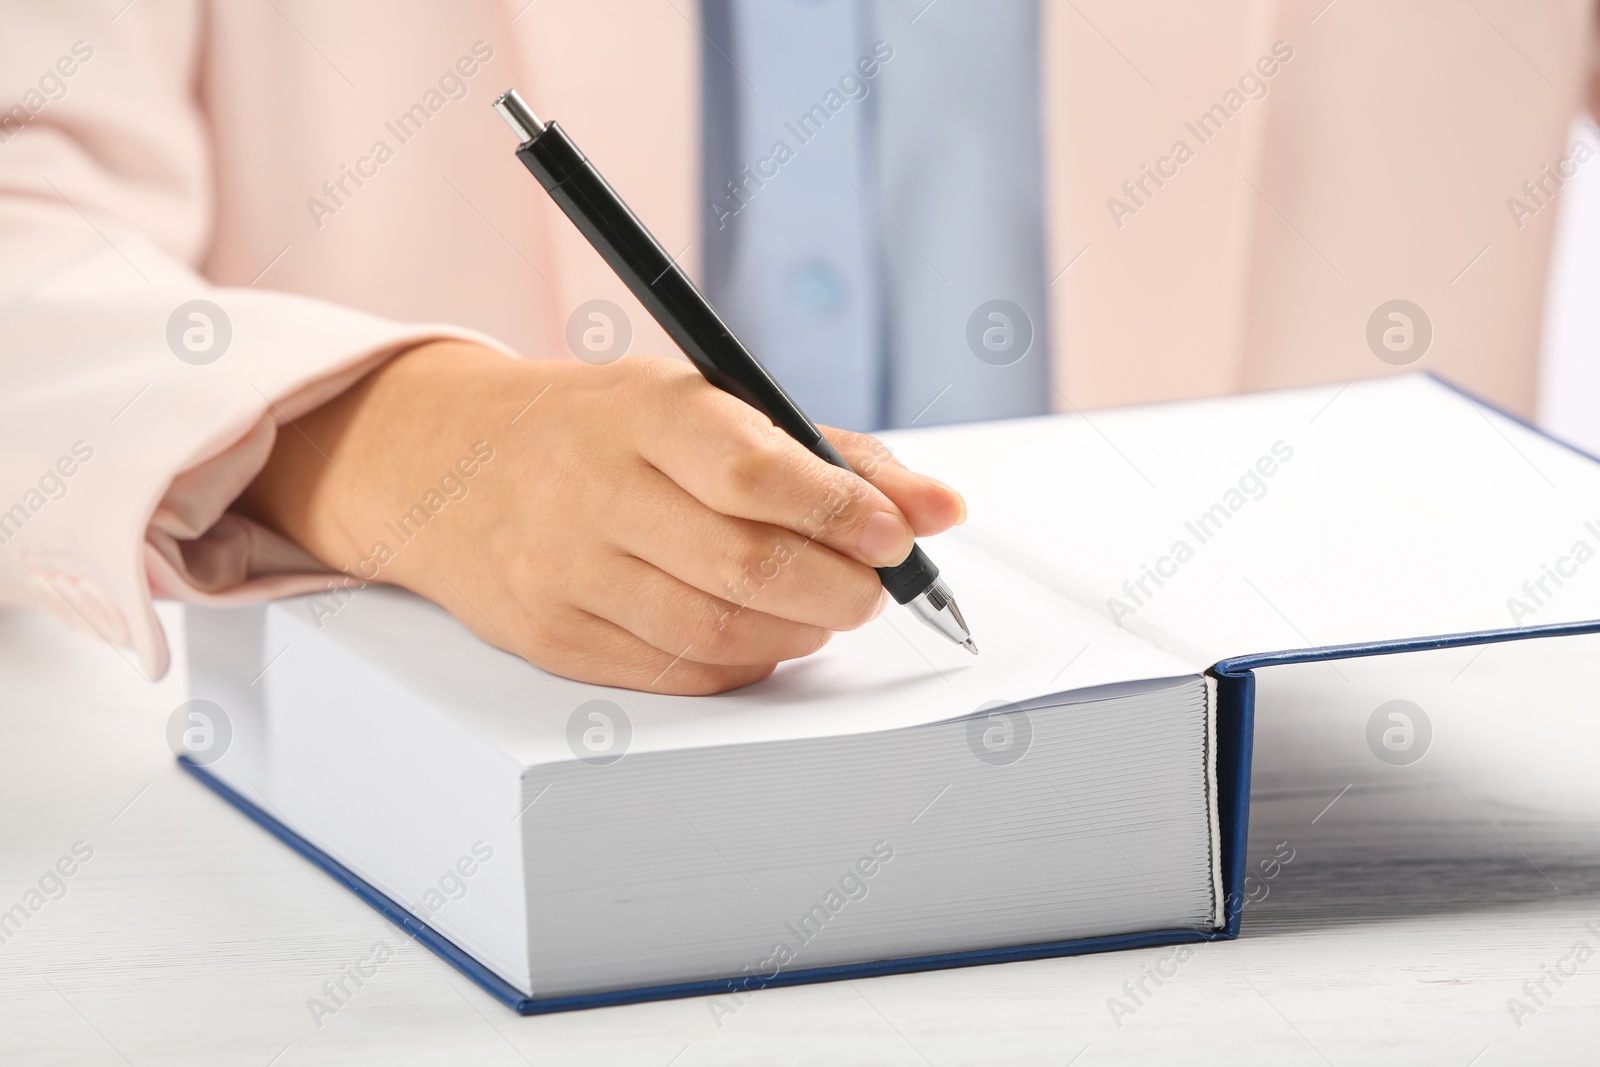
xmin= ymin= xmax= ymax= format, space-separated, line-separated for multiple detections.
xmin=3 ymin=603 xmax=1598 ymax=1065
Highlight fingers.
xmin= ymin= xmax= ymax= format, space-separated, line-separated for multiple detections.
xmin=611 ymin=463 xmax=888 ymax=631
xmin=408 ymin=358 xmax=969 ymax=696
xmin=557 ymin=613 xmax=778 ymax=695
xmin=634 ymin=365 xmax=918 ymax=568
xmin=470 ymin=599 xmax=778 ymax=696
xmin=821 ymin=425 xmax=966 ymax=537
xmin=584 ymin=552 xmax=837 ymax=666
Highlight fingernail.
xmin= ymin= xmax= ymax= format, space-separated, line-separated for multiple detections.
xmin=859 ymin=511 xmax=914 ymax=566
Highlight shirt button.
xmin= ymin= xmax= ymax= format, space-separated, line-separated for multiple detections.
xmin=786 ymin=260 xmax=850 ymax=320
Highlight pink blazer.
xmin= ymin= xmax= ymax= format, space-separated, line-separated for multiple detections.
xmin=0 ymin=0 xmax=1589 ymax=678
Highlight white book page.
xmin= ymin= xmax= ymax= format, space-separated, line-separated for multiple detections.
xmin=285 ymin=536 xmax=1201 ymax=768
xmin=889 ymin=375 xmax=1600 ymax=667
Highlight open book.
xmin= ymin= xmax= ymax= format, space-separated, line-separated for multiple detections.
xmin=183 ymin=374 xmax=1600 ymax=1013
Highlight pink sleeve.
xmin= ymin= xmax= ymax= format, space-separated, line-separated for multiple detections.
xmin=0 ymin=3 xmax=513 ymax=679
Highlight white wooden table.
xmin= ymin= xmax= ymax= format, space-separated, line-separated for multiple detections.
xmin=2 ymin=603 xmax=1598 ymax=1065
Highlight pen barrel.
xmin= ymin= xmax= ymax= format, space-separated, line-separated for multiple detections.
xmin=517 ymin=121 xmax=937 ymax=604
xmin=515 ymin=123 xmax=819 ymax=447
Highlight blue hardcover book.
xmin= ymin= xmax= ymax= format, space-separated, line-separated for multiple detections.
xmin=181 ymin=374 xmax=1600 ymax=1014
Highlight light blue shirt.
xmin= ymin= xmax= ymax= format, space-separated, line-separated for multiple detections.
xmin=701 ymin=0 xmax=1051 ymax=431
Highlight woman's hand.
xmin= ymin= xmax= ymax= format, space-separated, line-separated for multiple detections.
xmin=239 ymin=341 xmax=965 ymax=694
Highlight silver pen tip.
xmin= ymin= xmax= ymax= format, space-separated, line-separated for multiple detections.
xmin=903 ymin=577 xmax=976 ymax=653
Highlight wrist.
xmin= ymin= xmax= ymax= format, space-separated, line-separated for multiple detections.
xmin=238 ymin=340 xmax=539 ymax=582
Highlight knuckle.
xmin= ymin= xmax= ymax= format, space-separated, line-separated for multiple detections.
xmin=838 ymin=584 xmax=883 ymax=630
xmin=724 ymin=528 xmax=786 ymax=583
xmin=732 ymin=435 xmax=780 ymax=483
xmin=628 ymin=356 xmax=693 ymax=421
xmin=520 ymin=615 xmax=579 ymax=661
xmin=724 ymin=423 xmax=789 ymax=487
xmin=728 ymin=543 xmax=770 ymax=584
xmin=831 ymin=427 xmax=872 ymax=456
xmin=659 ymin=673 xmax=723 ymax=696
xmin=710 ymin=527 xmax=755 ymax=584
xmin=837 ymin=429 xmax=896 ymax=477
xmin=795 ymin=479 xmax=870 ymax=543
xmin=793 ymin=624 xmax=834 ymax=658
xmin=692 ymin=604 xmax=747 ymax=661
xmin=636 ymin=353 xmax=690 ymax=388
xmin=707 ymin=444 xmax=764 ymax=508
xmin=616 ymin=354 xmax=662 ymax=398
xmin=661 ymin=662 xmax=771 ymax=696
xmin=697 ymin=607 xmax=829 ymax=666
xmin=816 ymin=565 xmax=884 ymax=630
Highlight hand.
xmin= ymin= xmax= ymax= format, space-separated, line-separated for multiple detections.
xmin=239 ymin=342 xmax=966 ymax=694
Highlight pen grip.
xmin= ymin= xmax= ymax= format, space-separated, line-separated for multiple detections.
xmin=517 ymin=122 xmax=936 ymax=604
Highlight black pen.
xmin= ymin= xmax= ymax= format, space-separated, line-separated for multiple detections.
xmin=492 ymin=89 xmax=976 ymax=654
